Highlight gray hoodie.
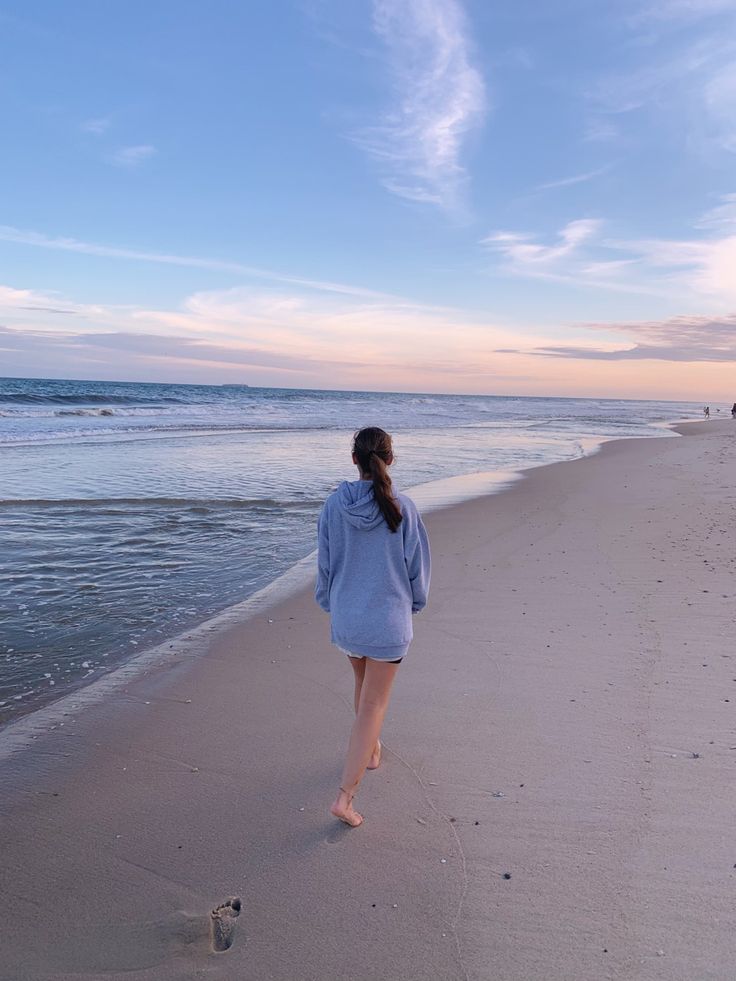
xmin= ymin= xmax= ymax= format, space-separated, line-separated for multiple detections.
xmin=315 ymin=479 xmax=431 ymax=660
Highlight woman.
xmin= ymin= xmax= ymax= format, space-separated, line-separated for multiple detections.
xmin=316 ymin=427 xmax=430 ymax=827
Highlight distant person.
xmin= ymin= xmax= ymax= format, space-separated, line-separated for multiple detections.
xmin=316 ymin=426 xmax=430 ymax=827
xmin=704 ymin=406 xmax=710 ymax=419
xmin=732 ymin=403 xmax=736 ymax=419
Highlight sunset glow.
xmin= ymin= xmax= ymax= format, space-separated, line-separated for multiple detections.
xmin=1 ymin=2 xmax=735 ymax=400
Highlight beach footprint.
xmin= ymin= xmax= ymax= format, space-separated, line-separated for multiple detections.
xmin=210 ymin=897 xmax=242 ymax=952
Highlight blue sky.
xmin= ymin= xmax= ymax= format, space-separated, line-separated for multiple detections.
xmin=1 ymin=0 xmax=735 ymax=398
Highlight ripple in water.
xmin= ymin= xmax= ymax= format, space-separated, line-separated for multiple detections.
xmin=0 ymin=380 xmax=701 ymax=724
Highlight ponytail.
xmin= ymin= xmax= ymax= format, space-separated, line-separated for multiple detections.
xmin=353 ymin=427 xmax=402 ymax=533
xmin=368 ymin=450 xmax=402 ymax=533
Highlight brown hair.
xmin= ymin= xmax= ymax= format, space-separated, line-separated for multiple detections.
xmin=352 ymin=427 xmax=402 ymax=533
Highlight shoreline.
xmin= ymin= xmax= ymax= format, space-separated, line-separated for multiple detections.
xmin=3 ymin=418 xmax=734 ymax=981
xmin=0 ymin=423 xmax=682 ymax=750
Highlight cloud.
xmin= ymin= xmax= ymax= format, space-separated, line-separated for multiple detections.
xmin=43 ymin=329 xmax=337 ymax=374
xmin=583 ymin=118 xmax=620 ymax=143
xmin=482 ymin=197 xmax=736 ymax=303
xmin=3 ymin=281 xmax=734 ymax=396
xmin=110 ymin=144 xmax=157 ymax=167
xmin=590 ymin=18 xmax=736 ymax=156
xmin=0 ymin=319 xmax=549 ymax=389
xmin=134 ymin=284 xmax=541 ymax=368
xmin=704 ymin=62 xmax=736 ymax=152
xmin=3 ymin=273 xmax=595 ymax=394
xmin=695 ymin=192 xmax=736 ymax=229
xmin=591 ymin=39 xmax=721 ymax=114
xmin=352 ymin=0 xmax=485 ymax=211
xmin=0 ymin=284 xmax=135 ymax=330
xmin=607 ymin=229 xmax=736 ymax=302
xmin=501 ymin=313 xmax=736 ymax=362
xmin=0 ymin=323 xmax=321 ymax=378
xmin=482 ymin=219 xmax=602 ymax=265
xmin=533 ymin=166 xmax=612 ymax=192
xmin=0 ymin=225 xmax=394 ymax=300
xmin=585 ymin=3 xmax=736 ymax=153
xmin=479 ymin=219 xmax=674 ymax=297
xmin=81 ymin=117 xmax=111 ymax=134
xmin=632 ymin=0 xmax=736 ymax=24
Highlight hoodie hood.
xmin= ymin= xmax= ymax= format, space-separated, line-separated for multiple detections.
xmin=336 ymin=479 xmax=385 ymax=530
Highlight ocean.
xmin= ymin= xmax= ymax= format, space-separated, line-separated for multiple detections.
xmin=0 ymin=376 xmax=701 ymax=725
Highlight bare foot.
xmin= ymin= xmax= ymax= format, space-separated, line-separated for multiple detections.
xmin=210 ymin=897 xmax=241 ymax=952
xmin=330 ymin=788 xmax=363 ymax=827
xmin=367 ymin=739 xmax=382 ymax=770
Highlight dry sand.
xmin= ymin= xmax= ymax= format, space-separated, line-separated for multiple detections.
xmin=1 ymin=420 xmax=735 ymax=981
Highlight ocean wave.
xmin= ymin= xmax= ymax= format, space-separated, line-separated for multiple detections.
xmin=55 ymin=408 xmax=116 ymax=417
xmin=0 ymin=420 xmax=346 ymax=445
xmin=0 ymin=392 xmax=185 ymax=406
xmin=0 ymin=496 xmax=324 ymax=510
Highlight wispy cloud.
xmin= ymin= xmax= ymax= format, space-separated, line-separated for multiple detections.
xmin=81 ymin=117 xmax=111 ymax=134
xmin=695 ymin=192 xmax=736 ymax=228
xmin=506 ymin=312 xmax=736 ymax=362
xmin=3 ymin=280 xmax=733 ymax=395
xmin=482 ymin=196 xmax=736 ymax=303
xmin=631 ymin=0 xmax=736 ymax=25
xmin=583 ymin=118 xmax=620 ymax=143
xmin=703 ymin=62 xmax=736 ymax=152
xmin=590 ymin=40 xmax=720 ymax=114
xmin=607 ymin=232 xmax=736 ymax=303
xmin=482 ymin=219 xmax=602 ymax=265
xmin=590 ymin=21 xmax=736 ymax=156
xmin=0 ymin=280 xmax=551 ymax=390
xmin=352 ymin=0 xmax=485 ymax=211
xmin=480 ymin=218 xmax=670 ymax=297
xmin=606 ymin=192 xmax=736 ymax=302
xmin=582 ymin=6 xmax=736 ymax=162
xmin=110 ymin=144 xmax=157 ymax=167
xmin=0 ymin=225 xmax=394 ymax=300
xmin=533 ymin=166 xmax=612 ymax=192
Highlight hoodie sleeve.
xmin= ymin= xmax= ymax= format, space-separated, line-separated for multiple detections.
xmin=315 ymin=503 xmax=331 ymax=612
xmin=403 ymin=501 xmax=431 ymax=613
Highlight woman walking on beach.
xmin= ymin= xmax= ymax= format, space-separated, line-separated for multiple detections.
xmin=316 ymin=427 xmax=430 ymax=827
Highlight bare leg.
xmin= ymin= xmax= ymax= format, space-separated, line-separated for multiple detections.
xmin=331 ymin=658 xmax=401 ymax=826
xmin=349 ymin=654 xmax=366 ymax=714
xmin=348 ymin=655 xmax=381 ymax=770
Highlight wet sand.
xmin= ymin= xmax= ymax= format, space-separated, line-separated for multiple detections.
xmin=1 ymin=420 xmax=734 ymax=980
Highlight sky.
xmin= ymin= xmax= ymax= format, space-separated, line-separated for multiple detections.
xmin=1 ymin=0 xmax=735 ymax=400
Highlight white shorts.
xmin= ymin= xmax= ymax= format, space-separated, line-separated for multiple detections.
xmin=336 ymin=645 xmax=404 ymax=664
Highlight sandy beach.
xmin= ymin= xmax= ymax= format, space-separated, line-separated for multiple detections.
xmin=1 ymin=420 xmax=734 ymax=981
